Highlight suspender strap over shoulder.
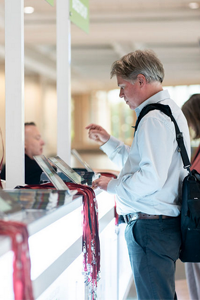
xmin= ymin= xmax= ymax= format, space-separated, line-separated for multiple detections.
xmin=134 ymin=103 xmax=191 ymax=171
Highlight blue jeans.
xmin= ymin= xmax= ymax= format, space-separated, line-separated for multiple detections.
xmin=125 ymin=217 xmax=181 ymax=300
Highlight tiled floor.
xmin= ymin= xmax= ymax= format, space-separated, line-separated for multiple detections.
xmin=176 ymin=279 xmax=190 ymax=300
xmin=126 ymin=279 xmax=190 ymax=300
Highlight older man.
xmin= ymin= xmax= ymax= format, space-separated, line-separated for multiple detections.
xmin=1 ymin=122 xmax=45 ymax=184
xmin=86 ymin=50 xmax=191 ymax=300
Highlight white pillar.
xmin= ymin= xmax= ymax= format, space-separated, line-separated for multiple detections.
xmin=56 ymin=0 xmax=71 ymax=164
xmin=5 ymin=0 xmax=24 ymax=188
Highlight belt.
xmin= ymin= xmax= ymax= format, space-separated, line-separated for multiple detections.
xmin=123 ymin=212 xmax=176 ymax=224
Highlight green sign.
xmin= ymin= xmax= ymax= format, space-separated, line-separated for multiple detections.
xmin=45 ymin=0 xmax=54 ymax=6
xmin=70 ymin=0 xmax=89 ymax=34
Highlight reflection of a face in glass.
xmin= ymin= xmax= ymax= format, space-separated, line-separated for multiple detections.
xmin=25 ymin=125 xmax=45 ymax=159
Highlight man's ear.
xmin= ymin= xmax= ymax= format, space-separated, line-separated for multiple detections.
xmin=137 ymin=74 xmax=146 ymax=87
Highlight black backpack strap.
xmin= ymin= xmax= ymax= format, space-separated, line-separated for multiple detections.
xmin=134 ymin=103 xmax=191 ymax=171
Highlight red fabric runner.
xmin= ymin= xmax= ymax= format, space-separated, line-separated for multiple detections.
xmin=0 ymin=220 xmax=34 ymax=300
xmin=0 ymin=130 xmax=33 ymax=300
xmin=18 ymin=182 xmax=100 ymax=299
xmin=67 ymin=183 xmax=100 ymax=297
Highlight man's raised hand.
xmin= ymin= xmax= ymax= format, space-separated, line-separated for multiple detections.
xmin=85 ymin=124 xmax=110 ymax=145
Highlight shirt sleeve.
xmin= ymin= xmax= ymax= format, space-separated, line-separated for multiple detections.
xmin=100 ymin=136 xmax=130 ymax=169
xmin=107 ymin=116 xmax=175 ymax=201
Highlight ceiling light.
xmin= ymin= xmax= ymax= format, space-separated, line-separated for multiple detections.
xmin=189 ymin=2 xmax=199 ymax=9
xmin=24 ymin=7 xmax=34 ymax=14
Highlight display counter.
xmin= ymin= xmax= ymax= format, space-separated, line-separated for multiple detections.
xmin=0 ymin=188 xmax=133 ymax=300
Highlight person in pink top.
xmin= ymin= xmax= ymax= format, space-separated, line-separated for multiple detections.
xmin=182 ymin=93 xmax=200 ymax=300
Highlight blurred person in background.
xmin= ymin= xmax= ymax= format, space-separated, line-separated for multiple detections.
xmin=1 ymin=122 xmax=45 ymax=184
xmin=182 ymin=94 xmax=200 ymax=300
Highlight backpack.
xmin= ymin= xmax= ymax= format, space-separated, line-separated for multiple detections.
xmin=134 ymin=103 xmax=200 ymax=263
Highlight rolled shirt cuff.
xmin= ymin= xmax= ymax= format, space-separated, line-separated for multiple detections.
xmin=100 ymin=136 xmax=121 ymax=156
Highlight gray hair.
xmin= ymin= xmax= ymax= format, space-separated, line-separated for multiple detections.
xmin=110 ymin=50 xmax=164 ymax=83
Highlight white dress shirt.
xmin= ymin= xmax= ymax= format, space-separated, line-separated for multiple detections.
xmin=100 ymin=90 xmax=191 ymax=216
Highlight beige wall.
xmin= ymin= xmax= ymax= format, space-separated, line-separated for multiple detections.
xmin=24 ymin=76 xmax=57 ymax=157
xmin=72 ymin=91 xmax=111 ymax=150
xmin=42 ymin=80 xmax=57 ymax=157
xmin=0 ymin=72 xmax=58 ymax=161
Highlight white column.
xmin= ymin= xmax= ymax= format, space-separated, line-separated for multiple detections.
xmin=5 ymin=0 xmax=24 ymax=188
xmin=56 ymin=0 xmax=71 ymax=164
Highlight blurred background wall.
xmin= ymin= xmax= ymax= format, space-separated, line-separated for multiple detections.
xmin=0 ymin=68 xmax=199 ymax=163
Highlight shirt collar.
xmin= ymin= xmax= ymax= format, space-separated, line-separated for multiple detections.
xmin=135 ymin=89 xmax=170 ymax=117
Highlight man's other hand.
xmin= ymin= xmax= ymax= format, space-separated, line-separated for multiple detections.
xmin=92 ymin=176 xmax=113 ymax=191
